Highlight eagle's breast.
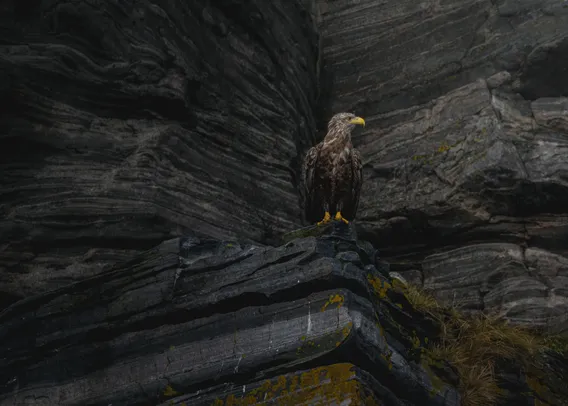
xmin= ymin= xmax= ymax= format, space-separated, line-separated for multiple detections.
xmin=330 ymin=145 xmax=351 ymax=177
xmin=339 ymin=146 xmax=351 ymax=162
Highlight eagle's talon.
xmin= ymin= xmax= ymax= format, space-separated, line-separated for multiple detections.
xmin=317 ymin=211 xmax=332 ymax=226
xmin=334 ymin=211 xmax=349 ymax=224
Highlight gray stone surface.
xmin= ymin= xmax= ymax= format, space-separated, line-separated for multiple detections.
xmin=2 ymin=0 xmax=568 ymax=403
xmin=0 ymin=0 xmax=319 ymax=304
xmin=0 ymin=225 xmax=460 ymax=406
xmin=316 ymin=0 xmax=568 ymax=330
xmin=2 ymin=0 xmax=568 ymax=331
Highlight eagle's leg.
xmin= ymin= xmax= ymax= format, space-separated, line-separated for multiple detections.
xmin=333 ymin=200 xmax=349 ymax=224
xmin=317 ymin=211 xmax=332 ymax=226
xmin=317 ymin=202 xmax=332 ymax=226
xmin=334 ymin=211 xmax=349 ymax=224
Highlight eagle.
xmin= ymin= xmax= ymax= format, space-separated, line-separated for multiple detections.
xmin=302 ymin=112 xmax=365 ymax=226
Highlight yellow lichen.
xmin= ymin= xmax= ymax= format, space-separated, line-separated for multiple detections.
xmin=321 ymin=294 xmax=345 ymax=312
xmin=367 ymin=274 xmax=392 ymax=299
xmin=210 ymin=364 xmax=370 ymax=405
xmin=437 ymin=143 xmax=450 ymax=153
xmin=342 ymin=323 xmax=352 ymax=339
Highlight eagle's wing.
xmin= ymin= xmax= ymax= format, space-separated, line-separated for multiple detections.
xmin=343 ymin=148 xmax=363 ymax=220
xmin=302 ymin=143 xmax=323 ymax=223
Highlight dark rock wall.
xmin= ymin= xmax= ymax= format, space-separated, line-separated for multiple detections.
xmin=0 ymin=0 xmax=319 ymax=305
xmin=0 ymin=226 xmax=462 ymax=406
xmin=1 ymin=1 xmax=568 ymax=404
xmin=317 ymin=0 xmax=568 ymax=332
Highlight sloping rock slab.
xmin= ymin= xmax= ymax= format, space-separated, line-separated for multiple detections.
xmin=0 ymin=224 xmax=459 ymax=406
xmin=160 ymin=363 xmax=396 ymax=406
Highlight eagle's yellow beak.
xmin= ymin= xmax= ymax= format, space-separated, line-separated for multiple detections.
xmin=350 ymin=117 xmax=365 ymax=127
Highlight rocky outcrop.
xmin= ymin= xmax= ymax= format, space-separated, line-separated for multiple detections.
xmin=317 ymin=0 xmax=568 ymax=331
xmin=0 ymin=224 xmax=448 ymax=405
xmin=0 ymin=0 xmax=319 ymax=306
xmin=2 ymin=0 xmax=568 ymax=403
xmin=3 ymin=0 xmax=568 ymax=330
xmin=1 ymin=225 xmax=566 ymax=405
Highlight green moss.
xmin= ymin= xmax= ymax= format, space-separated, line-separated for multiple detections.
xmin=541 ymin=334 xmax=568 ymax=357
xmin=420 ymin=357 xmax=448 ymax=398
xmin=163 ymin=385 xmax=180 ymax=397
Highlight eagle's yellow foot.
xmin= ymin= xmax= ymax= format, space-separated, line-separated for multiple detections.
xmin=317 ymin=211 xmax=332 ymax=226
xmin=334 ymin=211 xmax=349 ymax=224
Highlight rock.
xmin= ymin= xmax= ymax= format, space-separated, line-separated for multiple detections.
xmin=318 ymin=0 xmax=568 ymax=116
xmin=421 ymin=242 xmax=568 ymax=331
xmin=1 ymin=225 xmax=567 ymax=405
xmin=2 ymin=0 xmax=568 ymax=333
xmin=160 ymin=364 xmax=406 ymax=406
xmin=531 ymin=97 xmax=568 ymax=132
xmin=0 ymin=0 xmax=320 ymax=305
xmin=2 ymin=0 xmax=568 ymax=403
xmin=317 ymin=0 xmax=568 ymax=330
xmin=0 ymin=224 xmax=461 ymax=406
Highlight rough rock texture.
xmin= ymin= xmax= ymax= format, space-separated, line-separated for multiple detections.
xmin=0 ymin=224 xmax=461 ymax=406
xmin=0 ymin=0 xmax=319 ymax=306
xmin=1 ymin=225 xmax=566 ymax=405
xmin=3 ymin=0 xmax=568 ymax=331
xmin=317 ymin=0 xmax=568 ymax=331
xmin=2 ymin=0 xmax=568 ymax=403
xmin=1 ymin=223 xmax=565 ymax=406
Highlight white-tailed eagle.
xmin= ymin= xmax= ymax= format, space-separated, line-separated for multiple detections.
xmin=302 ymin=112 xmax=365 ymax=225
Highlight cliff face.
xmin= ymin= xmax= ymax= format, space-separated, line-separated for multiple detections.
xmin=0 ymin=224 xmax=453 ymax=405
xmin=2 ymin=0 xmax=568 ymax=404
xmin=317 ymin=0 xmax=568 ymax=332
xmin=1 ymin=0 xmax=318 ymax=306
xmin=1 ymin=224 xmax=566 ymax=405
xmin=3 ymin=0 xmax=568 ymax=330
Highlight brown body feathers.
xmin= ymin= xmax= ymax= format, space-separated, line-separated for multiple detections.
xmin=302 ymin=112 xmax=364 ymax=224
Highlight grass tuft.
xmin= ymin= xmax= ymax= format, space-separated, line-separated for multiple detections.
xmin=402 ymin=284 xmax=553 ymax=406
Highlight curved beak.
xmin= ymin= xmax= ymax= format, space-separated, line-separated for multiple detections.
xmin=350 ymin=116 xmax=365 ymax=127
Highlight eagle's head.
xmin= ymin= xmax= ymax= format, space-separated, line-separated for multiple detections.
xmin=327 ymin=112 xmax=366 ymax=133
